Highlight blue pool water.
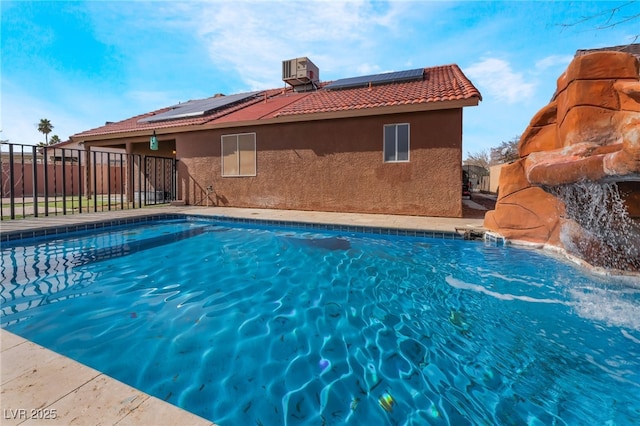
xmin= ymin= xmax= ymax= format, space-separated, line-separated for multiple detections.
xmin=2 ymin=218 xmax=640 ymax=425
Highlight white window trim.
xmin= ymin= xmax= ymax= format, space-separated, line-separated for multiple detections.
xmin=383 ymin=123 xmax=410 ymax=163
xmin=221 ymin=132 xmax=257 ymax=177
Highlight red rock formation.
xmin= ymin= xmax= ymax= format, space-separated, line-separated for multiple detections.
xmin=485 ymin=51 xmax=640 ymax=271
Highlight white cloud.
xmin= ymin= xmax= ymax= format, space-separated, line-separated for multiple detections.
xmin=464 ymin=58 xmax=535 ymax=104
xmin=1 ymin=88 xmax=87 ymax=145
xmin=354 ymin=63 xmax=383 ymax=75
xmin=183 ymin=1 xmax=408 ymax=89
xmin=535 ymin=54 xmax=573 ymax=72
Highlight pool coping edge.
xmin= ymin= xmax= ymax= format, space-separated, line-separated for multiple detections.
xmin=1 ymin=212 xmax=474 ymax=244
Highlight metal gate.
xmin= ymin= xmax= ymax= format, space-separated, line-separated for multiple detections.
xmin=1 ymin=142 xmax=177 ymax=220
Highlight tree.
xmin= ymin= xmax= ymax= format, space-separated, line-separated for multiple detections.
xmin=464 ymin=149 xmax=491 ymax=170
xmin=37 ymin=119 xmax=53 ymax=145
xmin=49 ymin=135 xmax=61 ymax=145
xmin=559 ymin=1 xmax=639 ymax=42
xmin=466 ymin=135 xmax=521 ymax=168
xmin=490 ymin=135 xmax=520 ymax=165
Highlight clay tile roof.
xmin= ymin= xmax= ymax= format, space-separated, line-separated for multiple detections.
xmin=72 ymin=64 xmax=480 ymax=140
xmin=275 ymin=64 xmax=481 ymax=117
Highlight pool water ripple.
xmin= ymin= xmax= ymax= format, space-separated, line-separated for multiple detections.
xmin=2 ymin=219 xmax=640 ymax=424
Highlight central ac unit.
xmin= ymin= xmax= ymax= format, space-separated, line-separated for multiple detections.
xmin=282 ymin=57 xmax=319 ymax=87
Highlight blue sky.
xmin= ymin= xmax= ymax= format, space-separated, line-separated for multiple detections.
xmin=1 ymin=1 xmax=639 ymax=157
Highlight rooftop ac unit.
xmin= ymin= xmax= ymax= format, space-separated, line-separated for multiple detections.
xmin=282 ymin=57 xmax=319 ymax=87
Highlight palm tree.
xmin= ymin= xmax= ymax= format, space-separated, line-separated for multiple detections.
xmin=37 ymin=118 xmax=53 ymax=145
xmin=49 ymin=135 xmax=61 ymax=145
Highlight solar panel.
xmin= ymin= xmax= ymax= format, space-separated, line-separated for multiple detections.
xmin=324 ymin=68 xmax=424 ymax=90
xmin=138 ymin=91 xmax=261 ymax=123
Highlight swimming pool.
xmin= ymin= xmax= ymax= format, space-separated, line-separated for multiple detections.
xmin=2 ymin=217 xmax=639 ymax=425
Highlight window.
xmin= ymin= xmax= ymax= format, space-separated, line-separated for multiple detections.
xmin=383 ymin=123 xmax=410 ymax=162
xmin=221 ymin=133 xmax=256 ymax=176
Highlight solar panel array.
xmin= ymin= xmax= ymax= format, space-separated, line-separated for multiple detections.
xmin=138 ymin=91 xmax=262 ymax=123
xmin=324 ymin=68 xmax=424 ymax=91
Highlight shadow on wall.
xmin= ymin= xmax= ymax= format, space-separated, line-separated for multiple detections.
xmin=179 ymin=172 xmax=229 ymax=207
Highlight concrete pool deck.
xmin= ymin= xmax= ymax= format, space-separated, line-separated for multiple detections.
xmin=1 ymin=206 xmax=485 ymax=425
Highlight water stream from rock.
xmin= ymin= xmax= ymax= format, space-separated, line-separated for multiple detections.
xmin=550 ymin=181 xmax=640 ymax=272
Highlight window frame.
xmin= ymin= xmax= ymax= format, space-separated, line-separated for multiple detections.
xmin=221 ymin=132 xmax=257 ymax=177
xmin=383 ymin=123 xmax=410 ymax=163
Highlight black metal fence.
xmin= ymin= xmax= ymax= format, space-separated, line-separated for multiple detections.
xmin=1 ymin=142 xmax=177 ymax=220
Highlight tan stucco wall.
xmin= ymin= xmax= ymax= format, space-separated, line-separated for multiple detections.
xmin=176 ymin=109 xmax=464 ymax=217
xmin=489 ymin=164 xmax=504 ymax=193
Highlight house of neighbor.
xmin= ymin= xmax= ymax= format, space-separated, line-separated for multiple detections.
xmin=71 ymin=58 xmax=481 ymax=217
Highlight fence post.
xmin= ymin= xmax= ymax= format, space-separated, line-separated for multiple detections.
xmin=93 ymin=151 xmax=98 ymax=212
xmin=78 ymin=149 xmax=83 ymax=214
xmin=8 ymin=144 xmax=15 ymax=219
xmin=84 ymin=145 xmax=92 ymax=206
xmin=43 ymin=147 xmax=49 ymax=216
xmin=139 ymin=155 xmax=143 ymax=207
xmin=172 ymin=159 xmax=177 ymax=203
xmin=20 ymin=149 xmax=25 ymax=218
xmin=32 ymin=145 xmax=38 ymax=217
xmin=119 ymin=153 xmax=124 ymax=208
xmin=62 ymin=149 xmax=67 ymax=214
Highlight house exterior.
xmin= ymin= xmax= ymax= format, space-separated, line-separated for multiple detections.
xmin=71 ymin=59 xmax=481 ymax=217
